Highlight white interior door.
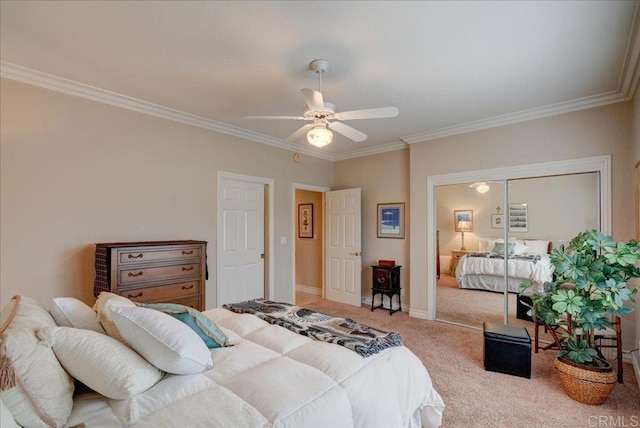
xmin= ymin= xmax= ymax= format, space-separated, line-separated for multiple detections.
xmin=325 ymin=188 xmax=361 ymax=306
xmin=217 ymin=178 xmax=265 ymax=306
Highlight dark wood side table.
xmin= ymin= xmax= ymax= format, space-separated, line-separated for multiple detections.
xmin=371 ymin=265 xmax=402 ymax=315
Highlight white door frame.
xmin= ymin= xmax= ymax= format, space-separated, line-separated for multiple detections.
xmin=217 ymin=171 xmax=274 ymax=307
xmin=291 ymin=183 xmax=330 ymax=301
xmin=425 ymin=155 xmax=611 ymax=320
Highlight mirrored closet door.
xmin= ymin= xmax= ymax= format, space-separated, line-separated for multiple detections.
xmin=435 ymin=172 xmax=600 ymax=336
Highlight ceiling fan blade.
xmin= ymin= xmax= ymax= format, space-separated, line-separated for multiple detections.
xmin=244 ymin=115 xmax=307 ymax=120
xmin=301 ymin=88 xmax=325 ymax=111
xmin=286 ymin=123 xmax=315 ymax=141
xmin=334 ymin=106 xmax=399 ymax=121
xmin=328 ymin=121 xmax=367 ymax=142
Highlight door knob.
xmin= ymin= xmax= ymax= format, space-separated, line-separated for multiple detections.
xmin=352 ymin=251 xmax=360 ymax=256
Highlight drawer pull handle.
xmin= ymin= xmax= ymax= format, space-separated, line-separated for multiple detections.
xmin=182 ymin=250 xmax=194 ymax=255
xmin=127 ymin=292 xmax=143 ymax=298
xmin=182 ymin=266 xmax=194 ymax=272
xmin=181 ymin=284 xmax=194 ymax=290
xmin=128 ymin=271 xmax=143 ymax=277
xmin=128 ymin=253 xmax=144 ymax=259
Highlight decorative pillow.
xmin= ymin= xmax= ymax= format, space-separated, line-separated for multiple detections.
xmin=93 ymin=292 xmax=137 ymax=343
xmin=525 ymin=240 xmax=550 ymax=255
xmin=50 ymin=297 xmax=105 ymax=334
xmin=141 ymin=302 xmax=230 ymax=348
xmin=0 ymin=296 xmax=74 ymax=428
xmin=491 ymin=242 xmax=515 ymax=256
xmin=37 ymin=326 xmax=163 ymax=400
xmin=109 ymin=306 xmax=213 ymax=375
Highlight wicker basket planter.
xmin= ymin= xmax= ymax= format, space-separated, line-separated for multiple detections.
xmin=554 ymin=357 xmax=617 ymax=405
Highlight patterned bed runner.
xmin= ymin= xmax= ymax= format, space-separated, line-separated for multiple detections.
xmin=467 ymin=252 xmax=542 ymax=263
xmin=223 ymin=299 xmax=403 ymax=357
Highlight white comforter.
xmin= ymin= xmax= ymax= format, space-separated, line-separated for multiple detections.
xmin=66 ymin=308 xmax=445 ymax=427
xmin=456 ymin=253 xmax=553 ymax=287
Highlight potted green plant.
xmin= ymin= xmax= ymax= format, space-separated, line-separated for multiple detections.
xmin=523 ymin=229 xmax=640 ymax=405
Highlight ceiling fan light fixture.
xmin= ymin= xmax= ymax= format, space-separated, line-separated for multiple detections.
xmin=307 ymin=125 xmax=333 ymax=148
xmin=470 ymin=181 xmax=490 ymax=193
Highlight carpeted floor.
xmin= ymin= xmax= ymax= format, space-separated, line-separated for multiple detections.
xmin=436 ymin=273 xmax=555 ymax=344
xmin=303 ymin=298 xmax=640 ymax=428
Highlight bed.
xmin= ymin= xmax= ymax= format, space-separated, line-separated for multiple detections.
xmin=455 ymin=238 xmax=553 ymax=294
xmin=1 ymin=295 xmax=445 ymax=428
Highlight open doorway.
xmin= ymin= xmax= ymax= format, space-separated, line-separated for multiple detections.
xmin=292 ymin=184 xmax=329 ymax=306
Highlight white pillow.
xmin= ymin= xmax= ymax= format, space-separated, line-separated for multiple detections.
xmin=512 ymin=242 xmax=529 ymax=255
xmin=478 ymin=238 xmax=499 ymax=253
xmin=93 ymin=292 xmax=137 ymax=343
xmin=109 ymin=306 xmax=213 ymax=375
xmin=0 ymin=398 xmax=20 ymax=428
xmin=0 ymin=296 xmax=74 ymax=428
xmin=37 ymin=326 xmax=164 ymax=400
xmin=50 ymin=297 xmax=105 ymax=334
xmin=525 ymin=240 xmax=550 ymax=255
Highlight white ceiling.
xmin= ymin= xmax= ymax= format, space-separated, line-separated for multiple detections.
xmin=1 ymin=1 xmax=639 ymax=160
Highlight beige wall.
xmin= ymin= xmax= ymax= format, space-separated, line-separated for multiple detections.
xmin=295 ymin=189 xmax=323 ymax=292
xmin=334 ymin=148 xmax=410 ymax=307
xmin=410 ymin=102 xmax=635 ymax=348
xmin=0 ymin=78 xmax=334 ymax=308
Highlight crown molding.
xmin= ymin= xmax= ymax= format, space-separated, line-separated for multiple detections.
xmin=400 ymin=90 xmax=627 ymax=144
xmin=333 ymin=141 xmax=408 ymax=161
xmin=0 ymin=61 xmax=335 ymax=162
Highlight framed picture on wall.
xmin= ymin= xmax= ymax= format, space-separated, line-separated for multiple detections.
xmin=377 ymin=203 xmax=405 ymax=239
xmin=454 ymin=210 xmax=473 ymax=232
xmin=298 ymin=204 xmax=313 ymax=238
xmin=491 ymin=214 xmax=504 ymax=229
xmin=508 ymin=203 xmax=528 ymax=232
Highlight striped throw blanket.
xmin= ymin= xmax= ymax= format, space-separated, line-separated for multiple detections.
xmin=223 ymin=299 xmax=403 ymax=357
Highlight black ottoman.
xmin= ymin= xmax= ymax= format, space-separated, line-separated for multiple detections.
xmin=483 ymin=322 xmax=531 ymax=378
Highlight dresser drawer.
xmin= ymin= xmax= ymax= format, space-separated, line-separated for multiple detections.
xmin=119 ymin=262 xmax=201 ymax=285
xmin=119 ymin=281 xmax=200 ymax=303
xmin=173 ymin=298 xmax=201 ymax=310
xmin=118 ymin=246 xmax=202 ymax=265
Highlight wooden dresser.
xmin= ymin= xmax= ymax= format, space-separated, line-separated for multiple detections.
xmin=94 ymin=240 xmax=207 ymax=310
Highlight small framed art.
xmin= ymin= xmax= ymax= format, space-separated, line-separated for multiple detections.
xmin=454 ymin=210 xmax=473 ymax=232
xmin=298 ymin=204 xmax=313 ymax=238
xmin=491 ymin=214 xmax=504 ymax=229
xmin=508 ymin=203 xmax=528 ymax=232
xmin=377 ymin=203 xmax=405 ymax=239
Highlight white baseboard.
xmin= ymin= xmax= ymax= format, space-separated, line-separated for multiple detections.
xmin=295 ymin=284 xmax=322 ymax=295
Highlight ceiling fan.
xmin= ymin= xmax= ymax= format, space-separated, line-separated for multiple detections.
xmin=246 ymin=59 xmax=399 ymax=148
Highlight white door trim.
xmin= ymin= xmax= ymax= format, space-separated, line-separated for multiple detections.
xmin=292 ymin=183 xmax=330 ymax=301
xmin=425 ymin=155 xmax=611 ymax=320
xmin=217 ymin=171 xmax=274 ymax=307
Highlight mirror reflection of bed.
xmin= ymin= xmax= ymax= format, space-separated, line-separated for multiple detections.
xmin=435 ymin=173 xmax=599 ymax=342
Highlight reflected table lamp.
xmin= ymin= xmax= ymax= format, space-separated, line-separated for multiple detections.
xmin=457 ymin=220 xmax=471 ymax=251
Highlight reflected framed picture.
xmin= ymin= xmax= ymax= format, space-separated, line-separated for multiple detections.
xmin=491 ymin=214 xmax=504 ymax=229
xmin=377 ymin=202 xmax=405 ymax=239
xmin=298 ymin=204 xmax=313 ymax=238
xmin=454 ymin=210 xmax=473 ymax=232
xmin=508 ymin=203 xmax=528 ymax=232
